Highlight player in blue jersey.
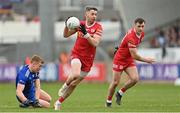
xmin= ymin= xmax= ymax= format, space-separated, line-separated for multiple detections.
xmin=16 ymin=55 xmax=51 ymax=108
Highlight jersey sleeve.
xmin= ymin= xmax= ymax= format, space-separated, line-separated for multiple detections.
xmin=94 ymin=25 xmax=103 ymax=37
xmin=18 ymin=72 xmax=28 ymax=85
xmin=127 ymin=36 xmax=136 ymax=48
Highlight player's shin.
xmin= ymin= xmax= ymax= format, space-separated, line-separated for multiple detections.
xmin=58 ymin=82 xmax=69 ymax=96
xmin=106 ymin=84 xmax=116 ymax=107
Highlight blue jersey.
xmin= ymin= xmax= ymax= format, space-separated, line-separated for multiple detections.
xmin=16 ymin=65 xmax=39 ymax=101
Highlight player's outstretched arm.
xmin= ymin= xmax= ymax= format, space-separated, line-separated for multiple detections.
xmin=129 ymin=47 xmax=155 ymax=64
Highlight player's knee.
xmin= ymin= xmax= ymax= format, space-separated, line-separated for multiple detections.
xmin=46 ymin=104 xmax=50 ymax=108
xmin=131 ymin=77 xmax=139 ymax=84
xmin=72 ymin=71 xmax=81 ymax=77
xmin=47 ymin=95 xmax=52 ymax=102
xmin=43 ymin=102 xmax=51 ymax=108
xmin=112 ymin=80 xmax=119 ymax=87
xmin=71 ymin=76 xmax=79 ymax=82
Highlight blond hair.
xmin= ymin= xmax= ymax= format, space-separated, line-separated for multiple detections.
xmin=30 ymin=55 xmax=44 ymax=64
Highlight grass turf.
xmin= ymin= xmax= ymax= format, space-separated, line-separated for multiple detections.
xmin=0 ymin=82 xmax=180 ymax=112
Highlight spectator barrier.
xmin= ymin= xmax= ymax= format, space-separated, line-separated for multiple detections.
xmin=59 ymin=63 xmax=106 ymax=82
xmin=0 ymin=63 xmax=180 ymax=82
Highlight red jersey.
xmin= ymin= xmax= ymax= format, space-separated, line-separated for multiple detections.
xmin=72 ymin=21 xmax=103 ymax=60
xmin=114 ymin=28 xmax=144 ymax=62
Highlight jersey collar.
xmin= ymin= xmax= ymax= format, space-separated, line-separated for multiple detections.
xmin=86 ymin=21 xmax=96 ymax=28
xmin=133 ymin=28 xmax=141 ymax=39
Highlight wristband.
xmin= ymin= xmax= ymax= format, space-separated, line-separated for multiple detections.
xmin=84 ymin=33 xmax=90 ymax=38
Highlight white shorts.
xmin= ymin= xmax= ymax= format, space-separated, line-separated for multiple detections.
xmin=71 ymin=58 xmax=89 ymax=76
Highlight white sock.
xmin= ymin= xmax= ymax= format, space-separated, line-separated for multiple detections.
xmin=62 ymin=83 xmax=68 ymax=89
xmin=106 ymin=100 xmax=112 ymax=103
xmin=56 ymin=100 xmax=61 ymax=104
xmin=118 ymin=89 xmax=124 ymax=96
xmin=58 ymin=83 xmax=69 ymax=96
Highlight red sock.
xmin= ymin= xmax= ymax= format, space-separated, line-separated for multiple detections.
xmin=107 ymin=96 xmax=112 ymax=101
xmin=58 ymin=97 xmax=65 ymax=103
xmin=120 ymin=88 xmax=126 ymax=93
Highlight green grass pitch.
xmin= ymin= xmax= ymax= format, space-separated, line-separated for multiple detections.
xmin=0 ymin=82 xmax=180 ymax=112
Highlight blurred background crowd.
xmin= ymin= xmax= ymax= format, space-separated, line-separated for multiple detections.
xmin=150 ymin=20 xmax=180 ymax=48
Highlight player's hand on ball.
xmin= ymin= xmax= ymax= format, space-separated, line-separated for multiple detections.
xmin=66 ymin=16 xmax=80 ymax=29
xmin=32 ymin=99 xmax=42 ymax=108
xmin=19 ymin=99 xmax=33 ymax=108
xmin=65 ymin=16 xmax=73 ymax=27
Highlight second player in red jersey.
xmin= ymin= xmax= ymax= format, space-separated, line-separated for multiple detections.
xmin=105 ymin=18 xmax=155 ymax=107
xmin=54 ymin=6 xmax=103 ymax=110
xmin=113 ymin=28 xmax=144 ymax=71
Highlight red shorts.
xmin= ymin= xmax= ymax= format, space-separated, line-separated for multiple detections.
xmin=113 ymin=59 xmax=136 ymax=72
xmin=71 ymin=53 xmax=93 ymax=72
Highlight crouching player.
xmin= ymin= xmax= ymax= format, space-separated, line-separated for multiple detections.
xmin=16 ymin=55 xmax=51 ymax=108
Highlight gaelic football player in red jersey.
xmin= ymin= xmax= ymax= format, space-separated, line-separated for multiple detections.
xmin=54 ymin=6 xmax=103 ymax=110
xmin=105 ymin=18 xmax=155 ymax=107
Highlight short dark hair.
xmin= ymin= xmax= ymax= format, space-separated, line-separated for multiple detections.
xmin=85 ymin=6 xmax=98 ymax=12
xmin=134 ymin=18 xmax=145 ymax=24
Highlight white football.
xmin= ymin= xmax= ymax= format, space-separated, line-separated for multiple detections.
xmin=66 ymin=17 xmax=80 ymax=29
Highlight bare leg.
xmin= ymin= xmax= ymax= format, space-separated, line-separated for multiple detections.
xmin=40 ymin=89 xmax=51 ymax=102
xmin=62 ymin=76 xmax=84 ymax=99
xmin=39 ymin=89 xmax=51 ymax=108
xmin=58 ymin=58 xmax=82 ymax=96
xmin=39 ymin=99 xmax=50 ymax=108
xmin=55 ymin=58 xmax=83 ymax=110
xmin=58 ymin=74 xmax=74 ymax=96
xmin=107 ymin=70 xmax=122 ymax=99
xmin=122 ymin=66 xmax=139 ymax=90
xmin=106 ymin=70 xmax=122 ymax=107
xmin=114 ymin=66 xmax=139 ymax=106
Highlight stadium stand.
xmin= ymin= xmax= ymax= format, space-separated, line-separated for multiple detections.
xmin=149 ymin=19 xmax=180 ymax=48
